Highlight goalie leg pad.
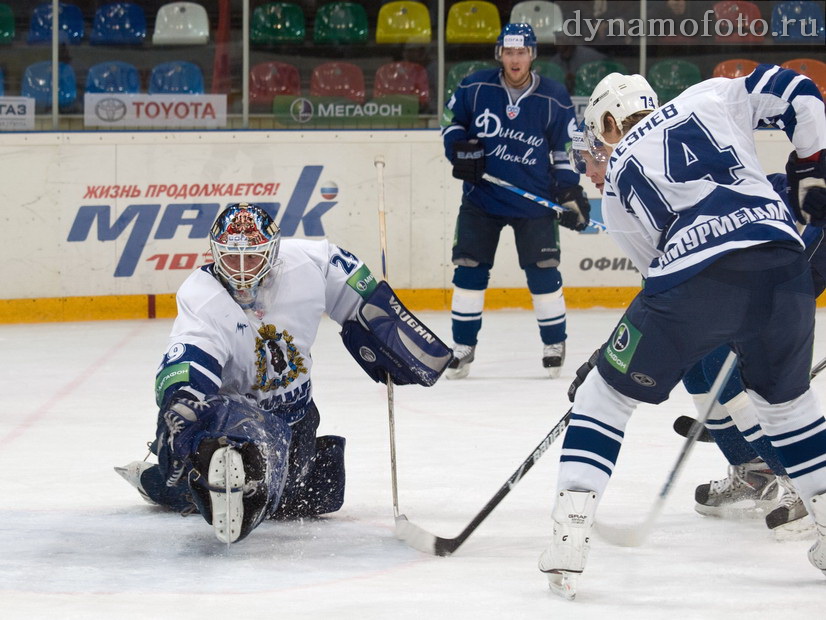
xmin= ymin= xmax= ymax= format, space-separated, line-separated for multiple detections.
xmin=275 ymin=435 xmax=346 ymax=519
xmin=342 ymin=281 xmax=452 ymax=386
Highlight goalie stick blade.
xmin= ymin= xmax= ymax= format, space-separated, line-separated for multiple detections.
xmin=394 ymin=515 xmax=459 ymax=557
xmin=672 ymin=415 xmax=715 ymax=443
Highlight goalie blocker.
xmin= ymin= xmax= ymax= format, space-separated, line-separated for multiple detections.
xmin=342 ymin=281 xmax=452 ymax=387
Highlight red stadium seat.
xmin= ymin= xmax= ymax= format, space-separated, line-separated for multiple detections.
xmin=250 ymin=61 xmax=301 ymax=106
xmin=310 ymin=61 xmax=365 ymax=103
xmin=713 ymin=1 xmax=764 ymax=43
xmin=373 ymin=61 xmax=429 ymax=107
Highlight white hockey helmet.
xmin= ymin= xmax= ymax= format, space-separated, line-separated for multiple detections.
xmin=209 ymin=203 xmax=280 ymax=307
xmin=584 ymin=73 xmax=658 ymax=146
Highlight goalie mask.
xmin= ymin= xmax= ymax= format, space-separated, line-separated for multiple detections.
xmin=209 ymin=203 xmax=280 ymax=307
xmin=584 ymin=73 xmax=658 ymax=147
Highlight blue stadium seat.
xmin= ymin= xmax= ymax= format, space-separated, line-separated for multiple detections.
xmin=86 ymin=61 xmax=141 ymax=93
xmin=27 ymin=3 xmax=85 ymax=44
xmin=771 ymin=1 xmax=825 ymax=43
xmin=90 ymin=2 xmax=147 ymax=45
xmin=22 ymin=61 xmax=78 ymax=109
xmin=148 ymin=60 xmax=205 ymax=94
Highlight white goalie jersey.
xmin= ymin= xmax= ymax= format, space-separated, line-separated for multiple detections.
xmin=154 ymin=238 xmax=377 ymax=417
xmin=602 ymin=64 xmax=826 ymax=295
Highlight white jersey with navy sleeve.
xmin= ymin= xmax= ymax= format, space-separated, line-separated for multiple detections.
xmin=442 ymin=68 xmax=578 ymax=218
xmin=154 ymin=239 xmax=375 ymax=418
xmin=602 ymin=64 xmax=826 ymax=294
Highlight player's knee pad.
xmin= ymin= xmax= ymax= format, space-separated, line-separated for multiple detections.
xmin=452 ymin=264 xmax=491 ymax=289
xmin=524 ymin=264 xmax=562 ymax=294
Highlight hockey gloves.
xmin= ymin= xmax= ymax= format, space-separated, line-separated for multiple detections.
xmin=342 ymin=281 xmax=452 ymax=386
xmin=567 ymin=349 xmax=600 ymax=402
xmin=556 ymin=185 xmax=591 ymax=231
xmin=452 ymin=139 xmax=486 ymax=184
xmin=787 ymin=149 xmax=826 ymax=227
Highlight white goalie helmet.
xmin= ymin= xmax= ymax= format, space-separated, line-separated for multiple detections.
xmin=209 ymin=203 xmax=280 ymax=307
xmin=584 ymin=73 xmax=658 ymax=146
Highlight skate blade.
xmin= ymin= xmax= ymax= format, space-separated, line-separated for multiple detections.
xmin=545 ymin=366 xmax=562 ymax=379
xmin=208 ymin=447 xmax=245 ymax=544
xmin=546 ymin=570 xmax=579 ymax=601
xmin=445 ymin=366 xmax=470 ymax=380
xmin=773 ymin=516 xmax=816 ymax=541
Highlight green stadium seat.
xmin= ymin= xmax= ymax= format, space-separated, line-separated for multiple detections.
xmin=574 ymin=59 xmax=627 ymax=97
xmin=0 ymin=3 xmax=14 ymax=44
xmin=313 ymin=2 xmax=368 ymax=45
xmin=445 ymin=60 xmax=496 ymax=101
xmin=533 ymin=60 xmax=565 ymax=85
xmin=647 ymin=59 xmax=702 ymax=103
xmin=251 ymin=2 xmax=305 ymax=45
xmin=376 ymin=1 xmax=431 ymax=43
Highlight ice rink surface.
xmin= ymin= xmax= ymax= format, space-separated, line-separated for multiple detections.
xmin=2 ymin=308 xmax=825 ymax=619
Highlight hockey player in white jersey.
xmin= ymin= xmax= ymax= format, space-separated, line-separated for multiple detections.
xmin=116 ymin=203 xmax=451 ymax=543
xmin=539 ymin=66 xmax=826 ymax=599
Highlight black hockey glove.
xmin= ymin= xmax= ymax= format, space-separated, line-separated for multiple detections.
xmin=451 ymin=139 xmax=485 ymax=183
xmin=567 ymin=349 xmax=600 ymax=402
xmin=556 ymin=185 xmax=591 ymax=231
xmin=786 ymin=149 xmax=826 ymax=227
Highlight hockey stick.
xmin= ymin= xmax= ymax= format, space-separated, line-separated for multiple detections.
xmin=374 ymin=155 xmax=402 ymax=520
xmin=672 ymin=352 xmax=826 ymax=442
xmin=481 ymin=173 xmax=608 ymax=232
xmin=595 ymin=350 xmax=738 ymax=547
xmin=395 ymin=409 xmax=572 ymax=556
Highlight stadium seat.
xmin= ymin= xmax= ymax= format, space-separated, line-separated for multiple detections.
xmin=533 ymin=59 xmax=565 ymax=84
xmin=90 ymin=2 xmax=147 ymax=45
xmin=446 ymin=1 xmax=501 ymax=43
xmin=713 ymin=1 xmax=764 ymax=43
xmin=712 ymin=58 xmax=758 ymax=78
xmin=510 ymin=1 xmax=563 ymax=43
xmin=647 ymin=59 xmax=702 ymax=103
xmin=86 ymin=61 xmax=141 ymax=93
xmin=152 ymin=2 xmax=209 ymax=45
xmin=21 ymin=61 xmax=77 ymax=109
xmin=574 ymin=59 xmax=627 ymax=96
xmin=771 ymin=1 xmax=825 ymax=43
xmin=27 ymin=3 xmax=85 ymax=44
xmin=313 ymin=2 xmax=368 ymax=44
xmin=376 ymin=1 xmax=431 ymax=43
xmin=374 ymin=61 xmax=430 ymax=107
xmin=445 ymin=60 xmax=496 ymax=100
xmin=250 ymin=2 xmax=305 ymax=44
xmin=781 ymin=58 xmax=826 ymax=100
xmin=0 ymin=3 xmax=14 ymax=44
xmin=148 ymin=60 xmax=204 ymax=94
xmin=250 ymin=61 xmax=301 ymax=106
xmin=0 ymin=67 xmax=4 ymax=95
xmin=310 ymin=61 xmax=365 ymax=103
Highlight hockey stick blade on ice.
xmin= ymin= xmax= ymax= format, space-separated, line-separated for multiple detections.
xmin=596 ymin=351 xmax=738 ymax=547
xmin=395 ymin=410 xmax=572 ymax=556
xmin=671 ymin=353 xmax=826 ymax=443
xmin=482 ymin=173 xmax=607 ymax=232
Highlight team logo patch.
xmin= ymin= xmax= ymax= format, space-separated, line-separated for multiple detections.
xmin=359 ymin=346 xmax=377 ymax=363
xmin=252 ymin=324 xmax=307 ymax=392
xmin=506 ymin=105 xmax=520 ymax=120
xmin=604 ymin=318 xmax=642 ymax=374
xmin=631 ymin=372 xmax=656 ymax=387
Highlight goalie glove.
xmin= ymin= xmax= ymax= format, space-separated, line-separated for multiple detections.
xmin=556 ymin=185 xmax=591 ymax=231
xmin=451 ymin=139 xmax=486 ymax=183
xmin=786 ymin=149 xmax=826 ymax=227
xmin=567 ymin=349 xmax=600 ymax=402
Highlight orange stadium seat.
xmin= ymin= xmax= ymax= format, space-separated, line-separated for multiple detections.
xmin=712 ymin=58 xmax=759 ymax=78
xmin=781 ymin=58 xmax=826 ymax=100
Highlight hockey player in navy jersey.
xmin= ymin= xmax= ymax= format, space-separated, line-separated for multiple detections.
xmin=116 ymin=203 xmax=451 ymax=544
xmin=539 ymin=66 xmax=826 ymax=599
xmin=571 ymin=122 xmax=826 ymax=537
xmin=441 ymin=23 xmax=590 ymax=380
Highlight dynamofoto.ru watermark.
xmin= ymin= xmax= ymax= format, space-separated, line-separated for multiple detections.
xmin=562 ymin=9 xmax=823 ymax=43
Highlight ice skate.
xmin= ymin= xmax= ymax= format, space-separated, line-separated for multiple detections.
xmin=206 ymin=446 xmax=246 ymax=544
xmin=694 ymin=458 xmax=779 ymax=518
xmin=808 ymin=491 xmax=826 ymax=575
xmin=114 ymin=460 xmax=157 ymax=505
xmin=538 ymin=489 xmax=597 ymax=600
xmin=542 ymin=342 xmax=565 ymax=378
xmin=445 ymin=344 xmax=475 ymax=380
xmin=766 ymin=476 xmax=814 ymax=540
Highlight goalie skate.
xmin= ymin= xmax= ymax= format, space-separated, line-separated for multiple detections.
xmin=114 ymin=461 xmax=156 ymax=505
xmin=538 ymin=489 xmax=597 ymax=601
xmin=694 ymin=459 xmax=778 ymax=518
xmin=207 ymin=446 xmax=246 ymax=544
xmin=808 ymin=492 xmax=826 ymax=575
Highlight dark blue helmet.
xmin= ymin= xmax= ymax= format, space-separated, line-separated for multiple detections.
xmin=495 ymin=23 xmax=537 ymax=61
